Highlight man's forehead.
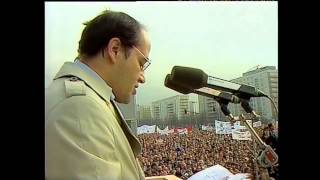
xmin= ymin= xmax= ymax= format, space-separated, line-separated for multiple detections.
xmin=138 ymin=29 xmax=151 ymax=54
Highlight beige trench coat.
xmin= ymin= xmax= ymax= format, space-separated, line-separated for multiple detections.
xmin=45 ymin=62 xmax=145 ymax=180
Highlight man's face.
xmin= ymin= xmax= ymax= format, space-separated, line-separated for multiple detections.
xmin=113 ymin=29 xmax=151 ymax=103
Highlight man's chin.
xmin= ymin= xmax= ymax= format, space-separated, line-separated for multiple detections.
xmin=114 ymin=96 xmax=131 ymax=104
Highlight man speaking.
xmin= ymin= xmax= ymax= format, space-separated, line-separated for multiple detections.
xmin=45 ymin=9 xmax=151 ymax=179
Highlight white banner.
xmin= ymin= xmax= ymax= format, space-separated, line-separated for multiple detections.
xmin=215 ymin=120 xmax=232 ymax=134
xmin=137 ymin=125 xmax=156 ymax=134
xmin=177 ymin=128 xmax=188 ymax=135
xmin=233 ymin=120 xmax=252 ymax=130
xmin=158 ymin=130 xmax=167 ymax=135
xmin=253 ymin=121 xmax=262 ymax=127
xmin=202 ymin=125 xmax=214 ymax=132
xmin=233 ymin=121 xmax=240 ymax=130
xmin=201 ymin=125 xmax=205 ymax=130
xmin=157 ymin=127 xmax=174 ymax=135
xmin=156 ymin=126 xmax=169 ymax=133
xmin=238 ymin=125 xmax=247 ymax=130
xmin=232 ymin=129 xmax=252 ymax=141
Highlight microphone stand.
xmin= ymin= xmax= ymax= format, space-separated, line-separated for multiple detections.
xmin=239 ymin=99 xmax=278 ymax=168
xmin=217 ymin=99 xmax=278 ymax=180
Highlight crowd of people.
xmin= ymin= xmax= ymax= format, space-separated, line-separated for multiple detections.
xmin=137 ymin=124 xmax=278 ymax=180
xmin=137 ymin=130 xmax=253 ymax=179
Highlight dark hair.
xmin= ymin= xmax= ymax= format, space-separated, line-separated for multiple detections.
xmin=78 ymin=9 xmax=143 ymax=59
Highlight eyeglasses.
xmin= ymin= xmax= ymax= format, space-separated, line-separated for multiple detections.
xmin=132 ymin=46 xmax=151 ymax=71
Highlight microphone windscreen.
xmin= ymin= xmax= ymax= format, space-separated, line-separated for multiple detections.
xmin=171 ymin=66 xmax=207 ymax=89
xmin=164 ymin=74 xmax=193 ymax=94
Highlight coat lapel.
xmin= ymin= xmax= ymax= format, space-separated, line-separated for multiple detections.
xmin=110 ymin=99 xmax=142 ymax=157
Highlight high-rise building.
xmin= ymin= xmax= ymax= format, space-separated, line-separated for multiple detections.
xmin=188 ymin=101 xmax=196 ymax=114
xmin=151 ymin=95 xmax=189 ymax=126
xmin=136 ymin=105 xmax=152 ymax=126
xmin=116 ymin=96 xmax=137 ymax=135
xmin=228 ymin=66 xmax=278 ymax=121
xmin=198 ymin=95 xmax=226 ymax=125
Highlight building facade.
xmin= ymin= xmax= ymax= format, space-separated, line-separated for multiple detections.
xmin=136 ymin=105 xmax=152 ymax=126
xmin=228 ymin=66 xmax=278 ymax=121
xmin=198 ymin=95 xmax=227 ymax=125
xmin=151 ymin=95 xmax=190 ymax=127
xmin=116 ymin=96 xmax=138 ymax=135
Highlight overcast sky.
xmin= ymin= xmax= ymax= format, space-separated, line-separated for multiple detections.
xmin=45 ymin=1 xmax=277 ymax=106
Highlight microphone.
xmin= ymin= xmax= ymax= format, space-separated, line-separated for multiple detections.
xmin=164 ymin=74 xmax=193 ymax=94
xmin=170 ymin=66 xmax=267 ymax=99
xmin=164 ymin=74 xmax=241 ymax=104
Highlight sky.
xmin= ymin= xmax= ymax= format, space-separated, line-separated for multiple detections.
xmin=45 ymin=1 xmax=278 ymax=106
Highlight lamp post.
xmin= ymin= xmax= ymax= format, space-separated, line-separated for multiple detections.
xmin=190 ymin=101 xmax=197 ymax=129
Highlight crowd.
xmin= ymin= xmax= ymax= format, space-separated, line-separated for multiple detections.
xmin=137 ymin=123 xmax=278 ymax=180
xmin=137 ymin=130 xmax=256 ymax=179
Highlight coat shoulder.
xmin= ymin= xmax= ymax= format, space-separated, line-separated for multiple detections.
xmin=46 ymin=76 xmax=106 ymax=118
xmin=64 ymin=76 xmax=87 ymax=97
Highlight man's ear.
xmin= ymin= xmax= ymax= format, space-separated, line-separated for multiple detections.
xmin=105 ymin=37 xmax=122 ymax=63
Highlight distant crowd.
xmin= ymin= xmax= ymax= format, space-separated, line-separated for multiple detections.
xmin=137 ymin=123 xmax=278 ymax=180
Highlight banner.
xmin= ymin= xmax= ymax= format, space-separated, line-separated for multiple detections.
xmin=232 ymin=129 xmax=252 ymax=141
xmin=233 ymin=120 xmax=252 ymax=130
xmin=233 ymin=121 xmax=240 ymax=129
xmin=253 ymin=121 xmax=262 ymax=127
xmin=215 ymin=120 xmax=232 ymax=134
xmin=178 ymin=128 xmax=188 ymax=135
xmin=156 ymin=127 xmax=175 ymax=135
xmin=237 ymin=125 xmax=247 ymax=130
xmin=202 ymin=125 xmax=214 ymax=131
xmin=156 ymin=126 xmax=168 ymax=132
xmin=175 ymin=128 xmax=188 ymax=135
xmin=137 ymin=125 xmax=156 ymax=134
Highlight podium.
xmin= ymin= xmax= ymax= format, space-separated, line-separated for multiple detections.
xmin=146 ymin=175 xmax=182 ymax=180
